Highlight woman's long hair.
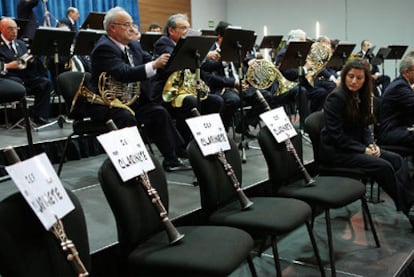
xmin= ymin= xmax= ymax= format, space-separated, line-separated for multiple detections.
xmin=340 ymin=58 xmax=373 ymax=124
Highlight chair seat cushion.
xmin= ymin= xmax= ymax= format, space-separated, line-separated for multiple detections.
xmin=277 ymin=176 xmax=365 ymax=209
xmin=128 ymin=225 xmax=253 ymax=276
xmin=209 ymin=197 xmax=311 ymax=235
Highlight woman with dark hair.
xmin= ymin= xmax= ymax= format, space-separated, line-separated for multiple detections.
xmin=320 ymin=58 xmax=414 ymax=228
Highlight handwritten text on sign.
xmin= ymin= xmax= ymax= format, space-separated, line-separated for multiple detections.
xmin=186 ymin=113 xmax=230 ymax=156
xmin=259 ymin=107 xmax=297 ymax=143
xmin=5 ymin=153 xmax=74 ymax=230
xmin=97 ymin=126 xmax=155 ymax=182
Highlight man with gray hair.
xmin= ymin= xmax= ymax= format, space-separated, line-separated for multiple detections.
xmin=378 ymin=54 xmax=414 ymax=147
xmin=59 ymin=7 xmax=80 ymax=31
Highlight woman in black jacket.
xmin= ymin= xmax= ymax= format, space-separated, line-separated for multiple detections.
xmin=320 ymin=58 xmax=414 ymax=228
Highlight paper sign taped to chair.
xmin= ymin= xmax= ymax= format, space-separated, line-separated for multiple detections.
xmin=5 ymin=153 xmax=75 ymax=230
xmin=186 ymin=113 xmax=230 ymax=156
xmin=260 ymin=107 xmax=297 ymax=143
xmin=97 ymin=126 xmax=155 ymax=182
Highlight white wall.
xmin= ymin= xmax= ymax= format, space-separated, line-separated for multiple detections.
xmin=191 ymin=0 xmax=414 ymax=77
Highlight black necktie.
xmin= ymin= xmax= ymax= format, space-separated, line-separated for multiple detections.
xmin=9 ymin=42 xmax=16 ymax=56
xmin=125 ymin=47 xmax=134 ymax=66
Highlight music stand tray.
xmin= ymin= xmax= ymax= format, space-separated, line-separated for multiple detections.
xmin=73 ymin=29 xmax=105 ymax=56
xmin=325 ymin=43 xmax=356 ymax=68
xmin=140 ymin=33 xmax=162 ymax=54
xmin=165 ymin=36 xmax=217 ymax=73
xmin=201 ymin=29 xmax=216 ymax=36
xmin=259 ymin=35 xmax=283 ymax=49
xmin=371 ymin=47 xmax=391 ymax=66
xmin=30 ymin=27 xmax=75 ymax=56
xmin=279 ymin=41 xmax=312 ymax=71
xmin=220 ymin=27 xmax=256 ymax=62
xmin=80 ymin=12 xmax=106 ymax=30
xmin=387 ymin=45 xmax=408 ymax=60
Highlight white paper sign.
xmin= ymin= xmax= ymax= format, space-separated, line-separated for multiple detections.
xmin=5 ymin=153 xmax=75 ymax=230
xmin=97 ymin=127 xmax=154 ymax=181
xmin=259 ymin=106 xmax=297 ymax=143
xmin=186 ymin=113 xmax=230 ymax=156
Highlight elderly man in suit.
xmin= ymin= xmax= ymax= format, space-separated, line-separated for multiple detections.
xmin=0 ymin=17 xmax=51 ymax=125
xmin=73 ymin=7 xmax=189 ymax=171
xmin=59 ymin=7 xmax=80 ymax=31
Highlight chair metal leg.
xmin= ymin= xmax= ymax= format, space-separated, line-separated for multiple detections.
xmin=246 ymin=254 xmax=258 ymax=277
xmin=57 ymin=134 xmax=73 ymax=176
xmin=20 ymin=98 xmax=34 ymax=156
xmin=270 ymin=235 xmax=282 ymax=277
xmin=324 ymin=209 xmax=336 ymax=277
xmin=361 ymin=196 xmax=381 ymax=247
xmin=306 ymin=221 xmax=326 ymax=277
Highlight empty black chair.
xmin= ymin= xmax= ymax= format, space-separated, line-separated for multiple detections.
xmin=98 ymin=154 xmax=257 ymax=276
xmin=56 ymin=71 xmax=109 ymax=176
xmin=187 ymin=138 xmax=325 ymax=277
xmin=0 ymin=189 xmax=90 ymax=277
xmin=258 ymin=127 xmax=380 ymax=277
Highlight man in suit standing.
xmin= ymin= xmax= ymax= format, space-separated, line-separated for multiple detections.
xmin=59 ymin=7 xmax=80 ymax=31
xmin=17 ymin=0 xmax=39 ymax=42
xmin=73 ymin=7 xmax=189 ymax=171
xmin=0 ymin=17 xmax=51 ymax=125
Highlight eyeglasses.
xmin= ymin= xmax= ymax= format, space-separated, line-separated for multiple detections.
xmin=7 ymin=27 xmax=20 ymax=31
xmin=176 ymin=25 xmax=189 ymax=31
xmin=111 ymin=22 xmax=133 ymax=28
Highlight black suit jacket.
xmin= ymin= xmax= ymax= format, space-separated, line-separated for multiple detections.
xmin=379 ymin=76 xmax=414 ymax=145
xmin=0 ymin=38 xmax=37 ymax=80
xmin=59 ymin=17 xmax=76 ymax=31
xmin=17 ymin=0 xmax=39 ymax=40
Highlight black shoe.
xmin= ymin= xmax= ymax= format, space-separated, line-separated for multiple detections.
xmin=32 ymin=117 xmax=49 ymax=126
xmin=162 ymin=158 xmax=191 ymax=172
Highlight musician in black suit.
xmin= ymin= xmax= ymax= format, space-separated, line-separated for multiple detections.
xmin=378 ymin=54 xmax=414 ymax=147
xmin=151 ymin=13 xmax=223 ymax=147
xmin=73 ymin=7 xmax=188 ymax=171
xmin=17 ymin=0 xmax=39 ymax=42
xmin=0 ymin=17 xmax=51 ymax=125
xmin=358 ymin=39 xmax=390 ymax=96
xmin=320 ymin=58 xmax=414 ymax=228
xmin=58 ymin=7 xmax=80 ymax=32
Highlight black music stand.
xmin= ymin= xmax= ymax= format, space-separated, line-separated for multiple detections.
xmin=31 ymin=27 xmax=76 ymax=130
xmin=372 ymin=47 xmax=391 ymax=95
xmin=387 ymin=45 xmax=408 ymax=78
xmin=165 ymin=36 xmax=216 ymax=108
xmin=201 ymin=29 xmax=215 ymax=36
xmin=325 ymin=43 xmax=356 ymax=68
xmin=259 ymin=35 xmax=283 ymax=62
xmin=364 ymin=46 xmax=376 ymax=60
xmin=15 ymin=19 xmax=29 ymax=42
xmin=140 ymin=33 xmax=162 ymax=55
xmin=220 ymin=28 xmax=256 ymax=163
xmin=80 ymin=12 xmax=106 ymax=30
xmin=73 ymin=29 xmax=105 ymax=56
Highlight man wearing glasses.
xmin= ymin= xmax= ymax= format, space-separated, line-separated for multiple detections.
xmin=0 ymin=17 xmax=52 ymax=126
xmin=150 ymin=13 xmax=223 ymax=154
xmin=73 ymin=7 xmax=189 ymax=171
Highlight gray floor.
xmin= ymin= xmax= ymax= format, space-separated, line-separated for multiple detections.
xmin=1 ymin=120 xmax=414 ymax=276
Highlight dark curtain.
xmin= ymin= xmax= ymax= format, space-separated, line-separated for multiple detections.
xmin=0 ymin=0 xmax=140 ymax=30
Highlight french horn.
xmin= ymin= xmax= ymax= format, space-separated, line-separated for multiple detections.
xmin=246 ymin=59 xmax=297 ymax=96
xmin=71 ymin=72 xmax=140 ymax=116
xmin=162 ymin=69 xmax=209 ymax=108
xmin=16 ymin=52 xmax=35 ymax=69
xmin=304 ymin=42 xmax=332 ymax=87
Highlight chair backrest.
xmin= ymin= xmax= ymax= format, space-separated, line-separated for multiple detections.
xmin=56 ymin=71 xmax=91 ymax=118
xmin=304 ymin=111 xmax=324 ymax=164
xmin=0 ymin=189 xmax=90 ymax=277
xmin=187 ymin=139 xmax=243 ymax=213
xmin=98 ymin=154 xmax=169 ymax=255
xmin=257 ymin=127 xmax=304 ymax=186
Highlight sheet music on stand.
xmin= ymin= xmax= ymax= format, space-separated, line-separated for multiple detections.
xmin=164 ymin=36 xmax=216 ymax=73
xmin=140 ymin=33 xmax=162 ymax=54
xmin=325 ymin=43 xmax=356 ymax=68
xmin=80 ymin=12 xmax=106 ymax=30
xmin=220 ymin=27 xmax=256 ymax=63
xmin=73 ymin=29 xmax=105 ymax=56
xmin=279 ymin=41 xmax=312 ymax=71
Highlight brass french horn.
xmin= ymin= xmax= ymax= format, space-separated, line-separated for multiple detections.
xmin=162 ymin=69 xmax=209 ymax=108
xmin=304 ymin=42 xmax=332 ymax=87
xmin=71 ymin=72 xmax=140 ymax=116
